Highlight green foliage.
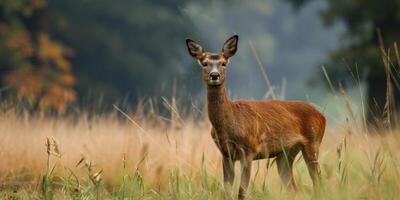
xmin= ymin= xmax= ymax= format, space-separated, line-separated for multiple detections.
xmin=287 ymin=0 xmax=400 ymax=120
xmin=320 ymin=0 xmax=400 ymax=76
xmin=47 ymin=0 xmax=202 ymax=104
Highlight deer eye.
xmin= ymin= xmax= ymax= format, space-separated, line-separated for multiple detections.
xmin=222 ymin=63 xmax=226 ymax=67
xmin=202 ymin=63 xmax=208 ymax=67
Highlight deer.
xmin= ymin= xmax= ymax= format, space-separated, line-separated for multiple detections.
xmin=185 ymin=35 xmax=326 ymax=199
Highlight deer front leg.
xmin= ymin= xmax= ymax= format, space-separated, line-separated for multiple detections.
xmin=238 ymin=154 xmax=254 ymax=200
xmin=223 ymin=156 xmax=235 ymax=185
xmin=222 ymin=156 xmax=235 ymax=199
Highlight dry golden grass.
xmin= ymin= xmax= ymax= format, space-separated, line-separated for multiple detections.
xmin=1 ymin=109 xmax=400 ymax=199
xmin=0 ymin=111 xmax=217 ymax=188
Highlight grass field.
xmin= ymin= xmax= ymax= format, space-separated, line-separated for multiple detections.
xmin=1 ymin=107 xmax=400 ymax=200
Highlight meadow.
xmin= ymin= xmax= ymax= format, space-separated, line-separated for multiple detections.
xmin=1 ymin=103 xmax=400 ymax=200
xmin=1 ymin=1 xmax=399 ymax=199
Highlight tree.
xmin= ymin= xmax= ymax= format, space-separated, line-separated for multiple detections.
xmin=1 ymin=0 xmax=205 ymax=112
xmin=0 ymin=0 xmax=75 ymax=113
xmin=287 ymin=0 xmax=400 ymax=124
xmin=46 ymin=0 xmax=202 ymax=107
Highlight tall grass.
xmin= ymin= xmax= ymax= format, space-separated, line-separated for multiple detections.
xmin=1 ymin=107 xmax=400 ymax=199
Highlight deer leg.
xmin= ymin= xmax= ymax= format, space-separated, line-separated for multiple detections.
xmin=223 ymin=156 xmax=235 ymax=185
xmin=238 ymin=153 xmax=254 ymax=200
xmin=222 ymin=156 xmax=235 ymax=199
xmin=301 ymin=144 xmax=321 ymax=189
xmin=276 ymin=148 xmax=300 ymax=191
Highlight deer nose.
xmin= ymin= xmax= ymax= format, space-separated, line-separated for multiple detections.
xmin=209 ymin=72 xmax=220 ymax=81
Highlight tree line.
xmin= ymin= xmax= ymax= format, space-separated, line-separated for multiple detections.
xmin=1 ymin=0 xmax=399 ymax=123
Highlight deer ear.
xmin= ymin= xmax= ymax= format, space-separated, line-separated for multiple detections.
xmin=186 ymin=38 xmax=203 ymax=58
xmin=222 ymin=35 xmax=239 ymax=58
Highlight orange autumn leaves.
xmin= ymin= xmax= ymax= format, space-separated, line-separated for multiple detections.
xmin=3 ymin=31 xmax=76 ymax=113
xmin=0 ymin=0 xmax=76 ymax=113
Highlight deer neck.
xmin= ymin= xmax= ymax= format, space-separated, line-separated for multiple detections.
xmin=206 ymin=84 xmax=234 ymax=131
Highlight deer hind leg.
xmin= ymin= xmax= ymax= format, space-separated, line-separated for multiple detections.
xmin=301 ymin=143 xmax=321 ymax=189
xmin=276 ymin=147 xmax=300 ymax=191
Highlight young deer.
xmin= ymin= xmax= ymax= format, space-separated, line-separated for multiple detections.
xmin=185 ymin=35 xmax=326 ymax=199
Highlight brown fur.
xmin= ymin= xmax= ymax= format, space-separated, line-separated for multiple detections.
xmin=186 ymin=35 xmax=326 ymax=199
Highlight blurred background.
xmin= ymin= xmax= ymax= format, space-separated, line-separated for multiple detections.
xmin=0 ymin=0 xmax=399 ymax=124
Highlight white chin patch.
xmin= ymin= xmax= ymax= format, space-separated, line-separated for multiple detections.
xmin=208 ymin=80 xmax=221 ymax=85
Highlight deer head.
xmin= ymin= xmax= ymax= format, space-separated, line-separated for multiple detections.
xmin=186 ymin=35 xmax=239 ymax=86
